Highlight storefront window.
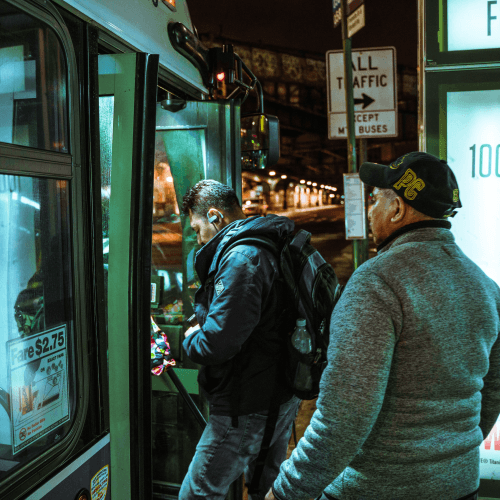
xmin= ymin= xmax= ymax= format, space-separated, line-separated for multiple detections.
xmin=0 ymin=173 xmax=74 ymax=479
xmin=0 ymin=2 xmax=68 ymax=152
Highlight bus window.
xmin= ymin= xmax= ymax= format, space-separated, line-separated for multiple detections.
xmin=151 ymin=130 xmax=205 ymax=329
xmin=151 ymin=129 xmax=206 ymax=485
xmin=0 ymin=174 xmax=74 ymax=479
xmin=99 ymin=95 xmax=114 ymax=311
xmin=0 ymin=2 xmax=68 ymax=152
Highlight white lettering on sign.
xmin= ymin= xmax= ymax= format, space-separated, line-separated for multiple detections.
xmin=326 ymin=47 xmax=398 ymax=139
xmin=448 ymin=0 xmax=500 ymax=51
xmin=347 ymin=4 xmax=365 ymax=38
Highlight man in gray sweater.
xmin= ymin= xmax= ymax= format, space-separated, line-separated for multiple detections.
xmin=266 ymin=152 xmax=500 ymax=500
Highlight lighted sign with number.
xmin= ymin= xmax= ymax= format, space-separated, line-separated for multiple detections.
xmin=448 ymin=0 xmax=500 ymax=51
xmin=446 ymin=89 xmax=500 ymax=288
xmin=447 ymin=88 xmax=500 ymax=479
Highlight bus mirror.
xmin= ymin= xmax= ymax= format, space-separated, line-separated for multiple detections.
xmin=241 ymin=114 xmax=280 ymax=170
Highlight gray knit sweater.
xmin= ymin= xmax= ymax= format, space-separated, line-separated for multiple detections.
xmin=272 ymin=222 xmax=500 ymax=500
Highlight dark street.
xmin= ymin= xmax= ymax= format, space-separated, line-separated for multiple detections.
xmin=274 ymin=204 xmax=369 ymax=285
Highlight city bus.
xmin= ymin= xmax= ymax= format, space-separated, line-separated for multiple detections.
xmin=0 ymin=0 xmax=276 ymax=498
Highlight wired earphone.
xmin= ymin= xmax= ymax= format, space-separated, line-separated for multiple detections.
xmin=207 ymin=210 xmax=224 ymax=232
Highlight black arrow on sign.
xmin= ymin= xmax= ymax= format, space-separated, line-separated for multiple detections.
xmin=354 ymin=93 xmax=375 ymax=109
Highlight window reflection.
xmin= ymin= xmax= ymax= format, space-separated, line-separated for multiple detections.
xmin=151 ymin=157 xmax=184 ymax=325
xmin=151 ymin=131 xmax=205 ymax=485
xmin=0 ymin=174 xmax=73 ymax=478
xmin=0 ymin=3 xmax=68 ymax=151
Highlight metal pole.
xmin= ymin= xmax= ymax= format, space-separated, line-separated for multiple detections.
xmin=340 ymin=0 xmax=361 ymax=270
xmin=166 ymin=368 xmax=207 ymax=429
xmin=358 ymin=138 xmax=370 ymax=266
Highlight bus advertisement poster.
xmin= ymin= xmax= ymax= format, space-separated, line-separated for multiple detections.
xmin=7 ymin=325 xmax=70 ymax=455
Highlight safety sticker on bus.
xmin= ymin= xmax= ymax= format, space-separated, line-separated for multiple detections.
xmin=7 ymin=325 xmax=70 ymax=455
xmin=91 ymin=465 xmax=109 ymax=500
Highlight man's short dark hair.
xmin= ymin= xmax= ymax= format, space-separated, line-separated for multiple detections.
xmin=182 ymin=180 xmax=241 ymax=217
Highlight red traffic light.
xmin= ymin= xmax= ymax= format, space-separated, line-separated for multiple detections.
xmin=216 ymin=72 xmax=225 ymax=82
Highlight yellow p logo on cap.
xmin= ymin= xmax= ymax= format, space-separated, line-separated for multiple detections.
xmin=393 ymin=168 xmax=425 ymax=201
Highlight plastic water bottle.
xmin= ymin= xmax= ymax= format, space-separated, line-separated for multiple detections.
xmin=291 ymin=318 xmax=312 ymax=354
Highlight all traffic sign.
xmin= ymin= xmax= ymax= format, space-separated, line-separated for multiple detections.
xmin=326 ymin=46 xmax=398 ymax=139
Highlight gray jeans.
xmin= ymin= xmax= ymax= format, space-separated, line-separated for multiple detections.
xmin=179 ymin=395 xmax=301 ymax=500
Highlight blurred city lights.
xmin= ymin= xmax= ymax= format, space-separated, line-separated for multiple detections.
xmin=281 ymin=174 xmax=287 ymax=179
xmin=269 ymin=171 xmax=276 ymax=176
xmin=306 ymin=181 xmax=312 ymax=185
xmin=300 ymin=179 xmax=306 ymax=184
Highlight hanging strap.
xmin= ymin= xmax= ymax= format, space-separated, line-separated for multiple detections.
xmin=246 ymin=362 xmax=284 ymax=496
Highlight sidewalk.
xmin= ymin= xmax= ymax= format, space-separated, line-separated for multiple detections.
xmin=273 ymin=203 xmax=343 ymax=218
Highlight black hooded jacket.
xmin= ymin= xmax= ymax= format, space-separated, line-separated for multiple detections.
xmin=183 ymin=214 xmax=295 ymax=415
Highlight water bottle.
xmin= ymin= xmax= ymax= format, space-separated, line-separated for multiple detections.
xmin=291 ymin=318 xmax=312 ymax=354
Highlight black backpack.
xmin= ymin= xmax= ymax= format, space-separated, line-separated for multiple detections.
xmin=220 ymin=229 xmax=344 ymax=400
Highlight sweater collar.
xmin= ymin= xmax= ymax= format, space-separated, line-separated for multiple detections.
xmin=377 ymin=219 xmax=452 ymax=253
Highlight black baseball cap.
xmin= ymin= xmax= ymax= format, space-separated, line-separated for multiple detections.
xmin=359 ymin=151 xmax=462 ymax=218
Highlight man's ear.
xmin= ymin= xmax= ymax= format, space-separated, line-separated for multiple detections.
xmin=390 ymin=196 xmax=406 ymax=222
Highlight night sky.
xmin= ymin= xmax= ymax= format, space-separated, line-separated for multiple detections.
xmin=186 ymin=0 xmax=419 ymax=68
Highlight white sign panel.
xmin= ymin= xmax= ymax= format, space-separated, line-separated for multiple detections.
xmin=448 ymin=0 xmax=500 ymax=51
xmin=327 ymin=47 xmax=397 ymax=139
xmin=347 ymin=4 xmax=365 ymax=38
xmin=8 ymin=325 xmax=70 ymax=454
xmin=446 ymin=88 xmax=500 ymax=479
xmin=343 ymin=173 xmax=367 ymax=239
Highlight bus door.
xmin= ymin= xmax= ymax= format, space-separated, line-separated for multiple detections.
xmin=150 ymin=99 xmax=241 ymax=498
xmin=98 ymin=51 xmax=242 ymax=498
xmin=98 ymin=52 xmax=159 ymax=500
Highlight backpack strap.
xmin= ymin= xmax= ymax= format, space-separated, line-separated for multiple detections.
xmin=217 ymin=236 xmax=287 ymax=495
xmin=215 ymin=235 xmax=280 ymax=271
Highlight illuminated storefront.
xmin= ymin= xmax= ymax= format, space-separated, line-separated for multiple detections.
xmin=422 ymin=0 xmax=500 ymax=490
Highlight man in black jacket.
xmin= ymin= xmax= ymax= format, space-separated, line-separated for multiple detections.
xmin=179 ymin=180 xmax=300 ymax=500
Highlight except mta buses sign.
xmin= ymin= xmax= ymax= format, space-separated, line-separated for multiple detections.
xmin=448 ymin=0 xmax=500 ymax=51
xmin=326 ymin=47 xmax=398 ymax=139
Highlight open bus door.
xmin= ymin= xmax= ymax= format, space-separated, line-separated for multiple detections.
xmin=97 ymin=52 xmax=159 ymax=500
xmin=98 ymin=54 xmax=242 ymax=498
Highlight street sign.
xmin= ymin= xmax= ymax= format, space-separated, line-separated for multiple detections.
xmin=333 ymin=0 xmax=364 ymax=28
xmin=326 ymin=46 xmax=397 ymax=139
xmin=347 ymin=4 xmax=365 ymax=38
xmin=344 ymin=173 xmax=367 ymax=240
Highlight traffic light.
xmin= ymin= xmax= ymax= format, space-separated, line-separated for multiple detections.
xmin=210 ymin=45 xmax=235 ymax=97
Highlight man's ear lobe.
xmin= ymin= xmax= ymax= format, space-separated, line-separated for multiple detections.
xmin=391 ymin=197 xmax=405 ymax=222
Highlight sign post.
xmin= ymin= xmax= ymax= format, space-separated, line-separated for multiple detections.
xmin=327 ymin=47 xmax=398 ymax=139
xmin=339 ymin=0 xmax=369 ymax=268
